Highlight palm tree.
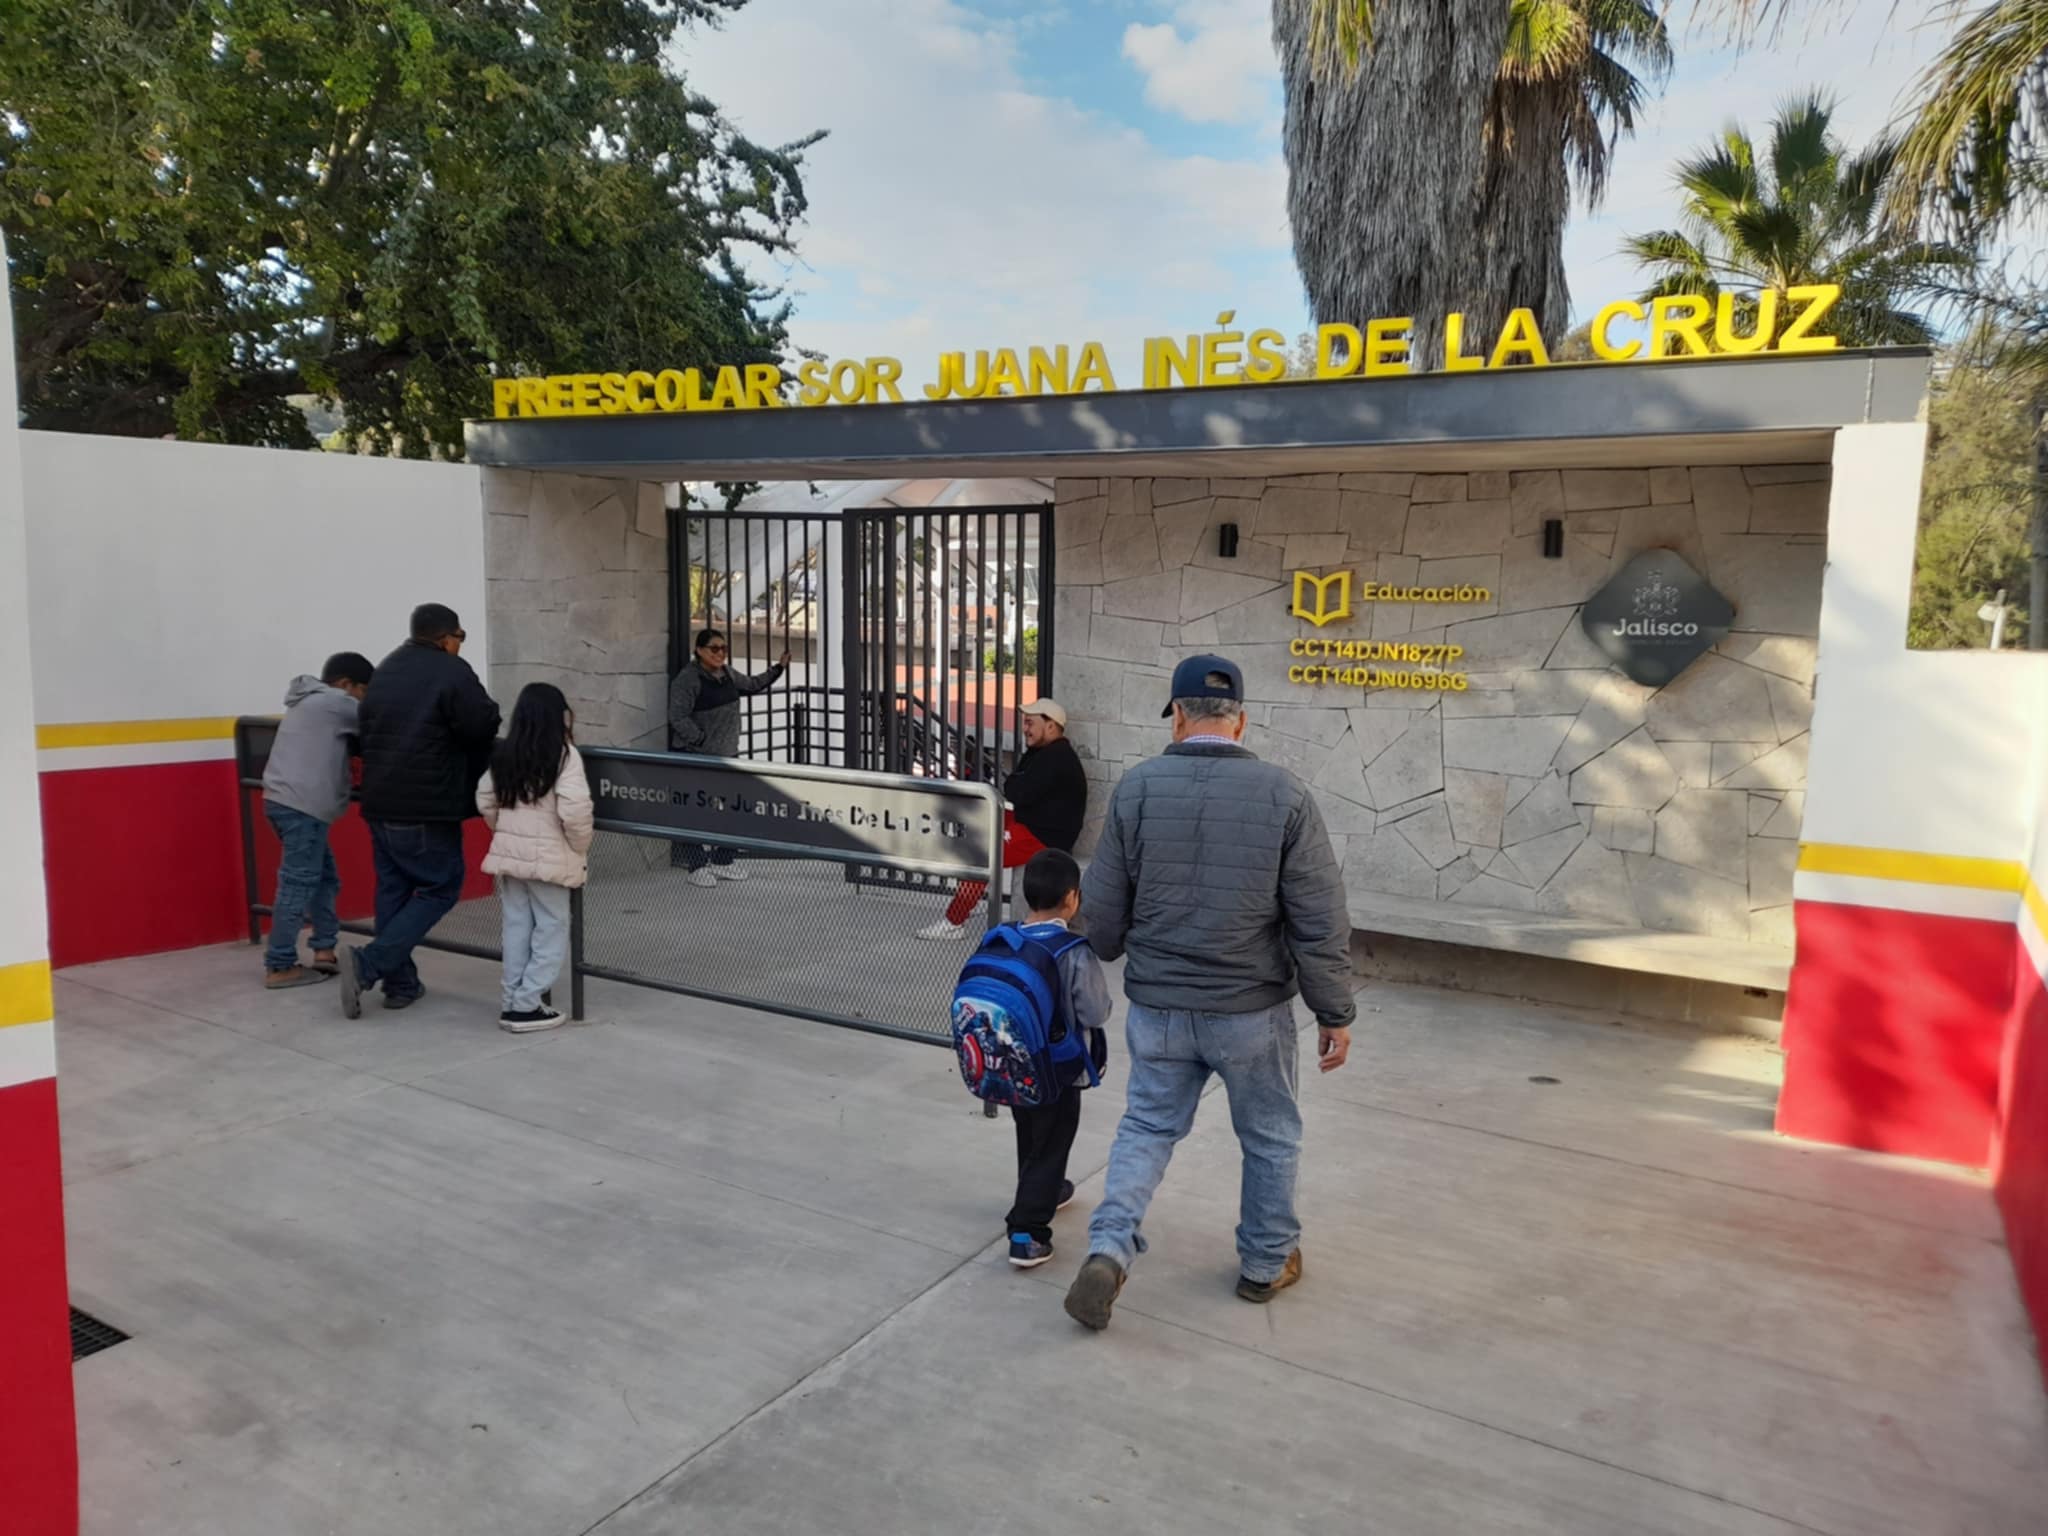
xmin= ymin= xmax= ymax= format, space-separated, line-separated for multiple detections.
xmin=1275 ymin=0 xmax=1670 ymax=365
xmin=1623 ymin=96 xmax=1968 ymax=347
xmin=1668 ymin=2 xmax=2047 ymax=235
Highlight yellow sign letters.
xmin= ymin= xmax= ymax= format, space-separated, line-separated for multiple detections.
xmin=491 ymin=286 xmax=1847 ymax=419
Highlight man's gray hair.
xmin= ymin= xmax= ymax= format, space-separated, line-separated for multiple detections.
xmin=1175 ymin=695 xmax=1244 ymax=723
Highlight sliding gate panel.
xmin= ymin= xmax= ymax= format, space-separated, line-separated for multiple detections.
xmin=577 ymin=748 xmax=1002 ymax=1044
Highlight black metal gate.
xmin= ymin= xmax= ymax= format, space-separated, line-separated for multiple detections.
xmin=670 ymin=502 xmax=1055 ymax=790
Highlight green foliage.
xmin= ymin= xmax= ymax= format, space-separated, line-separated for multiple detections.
xmin=1909 ymin=347 xmax=2037 ymax=649
xmin=984 ymin=626 xmax=1039 ymax=677
xmin=0 ymin=0 xmax=818 ymax=454
xmin=1624 ymin=94 xmax=1969 ymax=347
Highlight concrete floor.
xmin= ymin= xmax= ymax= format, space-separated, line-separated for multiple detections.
xmin=54 ymin=942 xmax=2047 ymax=1535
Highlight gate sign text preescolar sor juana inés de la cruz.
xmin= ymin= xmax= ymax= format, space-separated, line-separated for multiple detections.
xmin=490 ymin=287 xmax=1847 ymax=418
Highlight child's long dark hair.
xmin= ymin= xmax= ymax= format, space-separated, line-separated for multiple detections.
xmin=490 ymin=683 xmax=571 ymax=807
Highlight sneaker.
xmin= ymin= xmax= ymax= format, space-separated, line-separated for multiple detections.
xmin=1056 ymin=1180 xmax=1076 ymax=1212
xmin=382 ymin=990 xmax=422 ymax=1012
xmin=688 ymin=869 xmax=719 ymax=889
xmin=501 ymin=1008 xmax=566 ymax=1034
xmin=916 ymin=919 xmax=968 ymax=941
xmin=1235 ymin=1249 xmax=1304 ymax=1304
xmin=264 ymin=966 xmax=327 ymax=990
xmin=337 ymin=946 xmax=366 ymax=1019
xmin=1063 ymin=1254 xmax=1126 ymax=1332
xmin=310 ymin=951 xmax=341 ymax=976
xmin=714 ymin=865 xmax=749 ymax=882
xmin=1007 ymin=1235 xmax=1055 ymax=1269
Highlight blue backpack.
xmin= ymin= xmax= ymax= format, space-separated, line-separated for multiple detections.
xmin=950 ymin=925 xmax=1099 ymax=1109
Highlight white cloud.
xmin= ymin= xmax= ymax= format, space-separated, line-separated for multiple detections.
xmin=1122 ymin=0 xmax=1275 ymax=126
xmin=679 ymin=0 xmax=1301 ymax=381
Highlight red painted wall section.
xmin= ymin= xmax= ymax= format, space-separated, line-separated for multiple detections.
xmin=0 ymin=1075 xmax=79 ymax=1536
xmin=40 ymin=759 xmax=244 ymax=968
xmin=40 ymin=764 xmax=493 ymax=969
xmin=1778 ymin=900 xmax=2015 ymax=1167
xmin=1995 ymin=947 xmax=2048 ymax=1390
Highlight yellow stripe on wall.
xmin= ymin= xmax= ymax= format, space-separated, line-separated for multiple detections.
xmin=2024 ymin=877 xmax=2048 ymax=946
xmin=0 ymin=959 xmax=53 ymax=1030
xmin=35 ymin=717 xmax=240 ymax=750
xmin=1797 ymin=843 xmax=2027 ymax=892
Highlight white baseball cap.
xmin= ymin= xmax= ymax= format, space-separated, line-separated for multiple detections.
xmin=1020 ymin=698 xmax=1068 ymax=728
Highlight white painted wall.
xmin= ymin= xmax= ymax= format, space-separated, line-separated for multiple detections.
xmin=0 ymin=239 xmax=52 ymax=984
xmin=21 ymin=434 xmax=485 ymax=727
xmin=1803 ymin=423 xmax=2048 ymax=866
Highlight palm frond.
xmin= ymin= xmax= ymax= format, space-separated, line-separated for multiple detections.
xmin=1770 ymin=91 xmax=1839 ymax=196
xmin=1500 ymin=0 xmax=1589 ymax=84
xmin=1891 ymin=0 xmax=2048 ymax=238
xmin=1299 ymin=0 xmax=1379 ymax=81
xmin=1583 ymin=0 xmax=1675 ymax=76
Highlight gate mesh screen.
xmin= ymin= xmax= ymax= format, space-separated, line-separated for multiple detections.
xmin=575 ymin=829 xmax=983 ymax=1042
xmin=249 ymin=808 xmax=988 ymax=1042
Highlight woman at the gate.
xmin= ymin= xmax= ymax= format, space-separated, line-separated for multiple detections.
xmin=669 ymin=626 xmax=791 ymax=887
xmin=917 ymin=697 xmax=1086 ymax=940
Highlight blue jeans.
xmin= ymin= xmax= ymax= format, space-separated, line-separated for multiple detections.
xmin=1088 ymin=1001 xmax=1303 ymax=1283
xmin=498 ymin=877 xmax=572 ymax=1013
xmin=264 ymin=805 xmax=339 ymax=972
xmin=358 ymin=820 xmax=467 ymax=1000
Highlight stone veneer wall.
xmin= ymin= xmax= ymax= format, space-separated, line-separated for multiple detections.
xmin=483 ymin=468 xmax=671 ymax=750
xmin=1053 ymin=466 xmax=1828 ymax=947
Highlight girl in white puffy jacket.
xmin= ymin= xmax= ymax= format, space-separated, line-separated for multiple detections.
xmin=477 ymin=683 xmax=594 ymax=1032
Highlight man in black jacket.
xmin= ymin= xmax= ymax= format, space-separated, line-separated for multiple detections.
xmin=339 ymin=603 xmax=502 ymax=1018
xmin=917 ymin=697 xmax=1088 ymax=940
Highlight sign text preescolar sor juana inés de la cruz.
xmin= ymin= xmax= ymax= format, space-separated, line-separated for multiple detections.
xmin=490 ymin=287 xmax=1847 ymax=419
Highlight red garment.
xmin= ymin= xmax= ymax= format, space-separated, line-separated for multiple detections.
xmin=946 ymin=814 xmax=1046 ymax=927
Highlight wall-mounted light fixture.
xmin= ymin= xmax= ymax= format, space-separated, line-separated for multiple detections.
xmin=1217 ymin=522 xmax=1240 ymax=559
xmin=1542 ymin=518 xmax=1564 ymax=559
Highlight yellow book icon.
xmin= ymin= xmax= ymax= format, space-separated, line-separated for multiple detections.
xmin=1291 ymin=570 xmax=1352 ymax=628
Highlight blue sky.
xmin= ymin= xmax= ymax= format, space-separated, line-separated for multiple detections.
xmin=682 ymin=0 xmax=1966 ymax=381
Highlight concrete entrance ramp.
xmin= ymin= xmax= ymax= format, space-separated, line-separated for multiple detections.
xmin=53 ymin=944 xmax=2046 ymax=1535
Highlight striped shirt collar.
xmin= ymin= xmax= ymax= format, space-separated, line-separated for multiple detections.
xmin=1182 ymin=733 xmax=1241 ymax=748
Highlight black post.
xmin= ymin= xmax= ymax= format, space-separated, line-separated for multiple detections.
xmin=239 ymin=783 xmax=261 ymax=945
xmin=569 ymin=884 xmax=586 ymax=1021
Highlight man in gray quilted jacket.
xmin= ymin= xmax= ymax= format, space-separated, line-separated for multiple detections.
xmin=1064 ymin=654 xmax=1354 ymax=1332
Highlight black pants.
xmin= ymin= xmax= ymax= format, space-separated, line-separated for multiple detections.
xmin=1006 ymin=1092 xmax=1082 ymax=1243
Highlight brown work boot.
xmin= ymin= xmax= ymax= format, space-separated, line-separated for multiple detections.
xmin=264 ymin=966 xmax=328 ymax=991
xmin=1236 ymin=1248 xmax=1303 ymax=1304
xmin=1063 ymin=1254 xmax=1126 ymax=1332
xmin=310 ymin=950 xmax=341 ymax=976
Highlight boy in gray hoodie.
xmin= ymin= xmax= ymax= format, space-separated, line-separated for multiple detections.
xmin=261 ymin=653 xmax=375 ymax=988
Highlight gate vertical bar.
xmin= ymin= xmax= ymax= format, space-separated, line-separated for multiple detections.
xmin=1037 ymin=503 xmax=1056 ymax=696
xmin=840 ymin=517 xmax=863 ymax=773
xmin=937 ymin=512 xmax=951 ymax=780
xmin=884 ymin=520 xmax=900 ymax=773
xmin=995 ymin=510 xmax=1011 ymax=775
xmin=973 ymin=512 xmax=987 ymax=783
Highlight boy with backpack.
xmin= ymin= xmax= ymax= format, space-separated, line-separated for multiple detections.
xmin=949 ymin=849 xmax=1112 ymax=1269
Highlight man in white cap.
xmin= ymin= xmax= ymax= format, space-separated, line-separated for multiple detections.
xmin=918 ymin=697 xmax=1088 ymax=939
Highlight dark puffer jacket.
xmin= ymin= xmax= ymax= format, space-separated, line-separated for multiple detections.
xmin=357 ymin=640 xmax=502 ymax=823
xmin=1082 ymin=741 xmax=1355 ymax=1028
